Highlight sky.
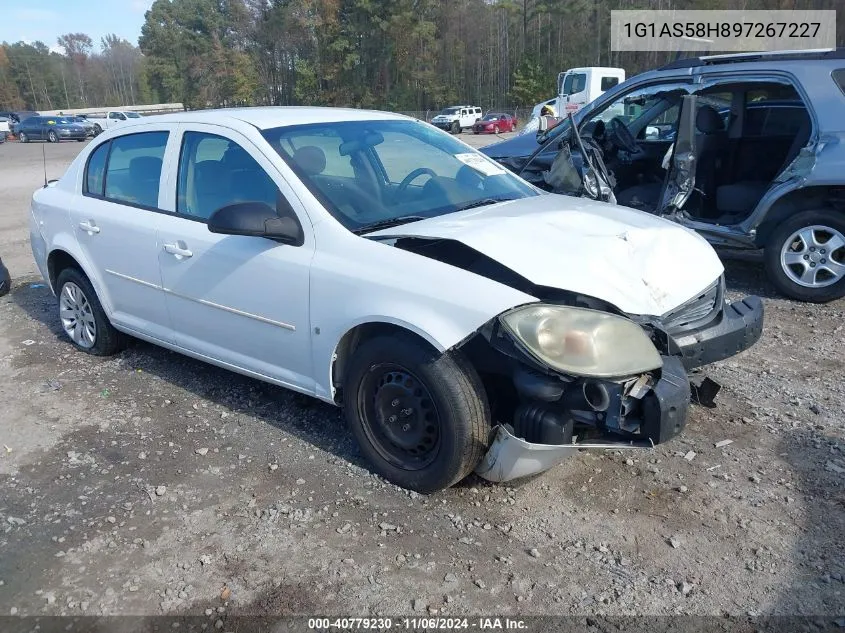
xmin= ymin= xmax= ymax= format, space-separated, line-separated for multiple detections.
xmin=0 ymin=0 xmax=154 ymax=53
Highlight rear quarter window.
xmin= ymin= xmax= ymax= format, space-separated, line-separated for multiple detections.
xmin=85 ymin=142 xmax=110 ymax=196
xmin=833 ymin=69 xmax=845 ymax=97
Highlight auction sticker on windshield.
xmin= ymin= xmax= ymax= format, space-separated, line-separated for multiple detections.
xmin=455 ymin=152 xmax=506 ymax=176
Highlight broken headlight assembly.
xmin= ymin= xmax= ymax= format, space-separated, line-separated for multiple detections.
xmin=500 ymin=305 xmax=663 ymax=378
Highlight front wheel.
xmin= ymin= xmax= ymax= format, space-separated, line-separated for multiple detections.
xmin=450 ymin=121 xmax=460 ymax=134
xmin=56 ymin=268 xmax=127 ymax=355
xmin=493 ymin=125 xmax=500 ymax=134
xmin=764 ymin=209 xmax=845 ymax=302
xmin=48 ymin=130 xmax=58 ymax=143
xmin=343 ymin=334 xmax=491 ymax=493
xmin=18 ymin=132 xmax=28 ymax=143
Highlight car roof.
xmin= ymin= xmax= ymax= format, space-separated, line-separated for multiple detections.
xmin=137 ymin=106 xmax=409 ymax=130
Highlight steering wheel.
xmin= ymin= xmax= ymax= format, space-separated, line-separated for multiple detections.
xmin=608 ymin=117 xmax=638 ymax=154
xmin=395 ymin=167 xmax=437 ymax=199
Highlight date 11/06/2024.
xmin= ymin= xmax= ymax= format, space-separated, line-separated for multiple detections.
xmin=308 ymin=617 xmax=528 ymax=630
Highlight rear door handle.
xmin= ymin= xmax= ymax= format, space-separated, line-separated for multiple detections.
xmin=163 ymin=242 xmax=193 ymax=258
xmin=78 ymin=220 xmax=100 ymax=234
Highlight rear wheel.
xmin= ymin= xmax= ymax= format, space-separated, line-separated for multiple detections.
xmin=343 ymin=333 xmax=491 ymax=493
xmin=55 ymin=268 xmax=127 ymax=355
xmin=764 ymin=209 xmax=845 ymax=302
xmin=93 ymin=124 xmax=102 ymax=136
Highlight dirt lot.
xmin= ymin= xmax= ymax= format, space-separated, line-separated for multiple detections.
xmin=0 ymin=133 xmax=843 ymax=625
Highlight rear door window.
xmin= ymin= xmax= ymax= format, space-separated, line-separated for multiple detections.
xmin=103 ymin=132 xmax=168 ymax=208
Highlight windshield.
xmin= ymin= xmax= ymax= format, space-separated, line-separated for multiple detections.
xmin=124 ymin=112 xmax=141 ymax=118
xmin=53 ymin=118 xmax=73 ymax=124
xmin=482 ymin=114 xmax=503 ymax=121
xmin=440 ymin=107 xmax=460 ymax=115
xmin=262 ymin=119 xmax=537 ymax=232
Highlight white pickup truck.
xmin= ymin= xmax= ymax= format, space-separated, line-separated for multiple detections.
xmin=87 ymin=110 xmax=142 ymax=135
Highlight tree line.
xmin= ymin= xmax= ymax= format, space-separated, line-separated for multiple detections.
xmin=2 ymin=0 xmax=843 ymax=113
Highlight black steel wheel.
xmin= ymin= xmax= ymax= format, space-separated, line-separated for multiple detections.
xmin=356 ymin=364 xmax=442 ymax=470
xmin=343 ymin=333 xmax=490 ymax=493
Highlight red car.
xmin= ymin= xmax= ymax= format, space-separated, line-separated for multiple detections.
xmin=472 ymin=113 xmax=517 ymax=134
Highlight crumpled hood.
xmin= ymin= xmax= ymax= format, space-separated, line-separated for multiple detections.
xmin=369 ymin=193 xmax=724 ymax=316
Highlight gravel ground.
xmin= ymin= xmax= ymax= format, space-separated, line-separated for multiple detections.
xmin=0 ymin=134 xmax=843 ymax=623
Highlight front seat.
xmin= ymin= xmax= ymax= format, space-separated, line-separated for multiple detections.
xmin=191 ymin=160 xmax=232 ymax=219
xmin=715 ymin=113 xmax=811 ymax=218
xmin=291 ymin=145 xmax=326 ymax=177
xmin=693 ymin=105 xmax=727 ymax=204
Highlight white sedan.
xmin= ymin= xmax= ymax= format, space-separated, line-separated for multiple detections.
xmin=29 ymin=107 xmax=763 ymax=493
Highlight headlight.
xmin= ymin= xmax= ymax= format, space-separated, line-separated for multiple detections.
xmin=501 ymin=305 xmax=662 ymax=378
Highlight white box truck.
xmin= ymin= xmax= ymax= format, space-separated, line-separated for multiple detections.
xmin=531 ymin=67 xmax=626 ymax=118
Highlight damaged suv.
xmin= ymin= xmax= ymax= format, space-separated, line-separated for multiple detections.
xmin=483 ymin=49 xmax=845 ymax=303
xmin=30 ymin=107 xmax=762 ymax=493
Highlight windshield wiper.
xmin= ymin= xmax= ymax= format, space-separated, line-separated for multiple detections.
xmin=452 ymin=196 xmax=519 ymax=212
xmin=353 ymin=215 xmax=428 ymax=235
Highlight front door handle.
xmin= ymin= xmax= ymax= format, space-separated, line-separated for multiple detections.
xmin=78 ymin=220 xmax=100 ymax=234
xmin=163 ymin=242 xmax=193 ymax=258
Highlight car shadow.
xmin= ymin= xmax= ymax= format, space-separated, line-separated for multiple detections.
xmin=8 ymin=278 xmax=370 ymax=473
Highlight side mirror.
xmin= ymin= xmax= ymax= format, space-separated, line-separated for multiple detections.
xmin=208 ymin=202 xmax=304 ymax=246
xmin=537 ymin=116 xmax=550 ymax=133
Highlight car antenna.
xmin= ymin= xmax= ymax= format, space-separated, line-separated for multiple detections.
xmin=42 ymin=142 xmax=47 ymax=188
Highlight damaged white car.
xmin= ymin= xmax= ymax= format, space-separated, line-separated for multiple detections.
xmin=29 ymin=108 xmax=763 ymax=493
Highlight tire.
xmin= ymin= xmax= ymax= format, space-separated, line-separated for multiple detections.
xmin=55 ymin=268 xmax=127 ymax=355
xmin=77 ymin=138 xmax=86 ymax=142
xmin=764 ymin=209 xmax=845 ymax=302
xmin=48 ymin=130 xmax=58 ymax=143
xmin=0 ymin=257 xmax=10 ymax=297
xmin=343 ymin=333 xmax=491 ymax=493
xmin=93 ymin=124 xmax=102 ymax=136
xmin=493 ymin=125 xmax=500 ymax=134
xmin=18 ymin=132 xmax=27 ymax=143
xmin=451 ymin=121 xmax=460 ymax=134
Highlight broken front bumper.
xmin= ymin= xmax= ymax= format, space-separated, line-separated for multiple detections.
xmin=672 ymin=295 xmax=764 ymax=370
xmin=475 ymin=426 xmax=647 ymax=482
xmin=475 ymin=356 xmax=690 ymax=482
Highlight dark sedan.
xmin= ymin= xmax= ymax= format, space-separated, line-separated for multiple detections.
xmin=472 ymin=112 xmax=517 ymax=134
xmin=17 ymin=116 xmax=89 ymax=143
